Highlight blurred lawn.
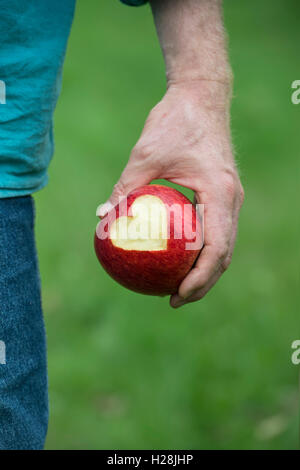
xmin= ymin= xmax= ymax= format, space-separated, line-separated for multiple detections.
xmin=35 ymin=0 xmax=299 ymax=449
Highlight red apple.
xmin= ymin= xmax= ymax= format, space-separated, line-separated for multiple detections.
xmin=94 ymin=184 xmax=202 ymax=296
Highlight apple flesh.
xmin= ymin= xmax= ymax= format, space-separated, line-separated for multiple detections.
xmin=94 ymin=184 xmax=202 ymax=296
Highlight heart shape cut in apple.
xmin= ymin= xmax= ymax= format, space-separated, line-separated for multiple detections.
xmin=94 ymin=184 xmax=202 ymax=296
xmin=110 ymin=194 xmax=168 ymax=251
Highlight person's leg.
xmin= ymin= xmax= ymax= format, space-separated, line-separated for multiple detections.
xmin=0 ymin=196 xmax=48 ymax=450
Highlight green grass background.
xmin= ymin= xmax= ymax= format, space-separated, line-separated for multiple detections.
xmin=35 ymin=0 xmax=299 ymax=449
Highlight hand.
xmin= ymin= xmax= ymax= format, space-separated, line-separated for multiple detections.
xmin=98 ymin=82 xmax=244 ymax=308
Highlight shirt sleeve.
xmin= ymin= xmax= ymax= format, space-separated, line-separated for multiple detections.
xmin=120 ymin=0 xmax=148 ymax=6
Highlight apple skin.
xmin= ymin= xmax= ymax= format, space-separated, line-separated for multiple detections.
xmin=94 ymin=185 xmax=202 ymax=296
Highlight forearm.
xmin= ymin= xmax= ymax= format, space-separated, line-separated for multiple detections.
xmin=150 ymin=0 xmax=232 ymax=105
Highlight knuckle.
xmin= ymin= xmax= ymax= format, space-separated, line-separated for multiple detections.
xmin=218 ymin=169 xmax=242 ymax=203
xmin=113 ymin=179 xmax=126 ymax=198
xmin=220 ymin=254 xmax=232 ymax=273
xmin=221 ymin=171 xmax=236 ymax=197
xmin=215 ymin=242 xmax=229 ymax=262
xmin=133 ymin=142 xmax=154 ymax=161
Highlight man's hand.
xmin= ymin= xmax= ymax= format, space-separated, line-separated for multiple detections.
xmin=98 ymin=0 xmax=244 ymax=307
xmin=98 ymin=82 xmax=244 ymax=307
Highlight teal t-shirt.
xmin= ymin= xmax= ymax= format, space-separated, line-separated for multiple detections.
xmin=0 ymin=0 xmax=147 ymax=198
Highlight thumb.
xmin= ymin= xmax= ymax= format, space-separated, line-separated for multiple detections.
xmin=96 ymin=161 xmax=155 ymax=218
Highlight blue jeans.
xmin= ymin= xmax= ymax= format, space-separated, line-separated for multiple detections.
xmin=0 ymin=196 xmax=48 ymax=450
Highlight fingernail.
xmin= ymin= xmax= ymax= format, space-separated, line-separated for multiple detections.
xmin=96 ymin=202 xmax=114 ymax=218
xmin=171 ymin=296 xmax=186 ymax=308
xmin=172 ymin=301 xmax=185 ymax=309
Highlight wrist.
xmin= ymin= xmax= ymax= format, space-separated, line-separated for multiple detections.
xmin=166 ymin=77 xmax=233 ymax=112
xmin=165 ymin=55 xmax=233 ymax=90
